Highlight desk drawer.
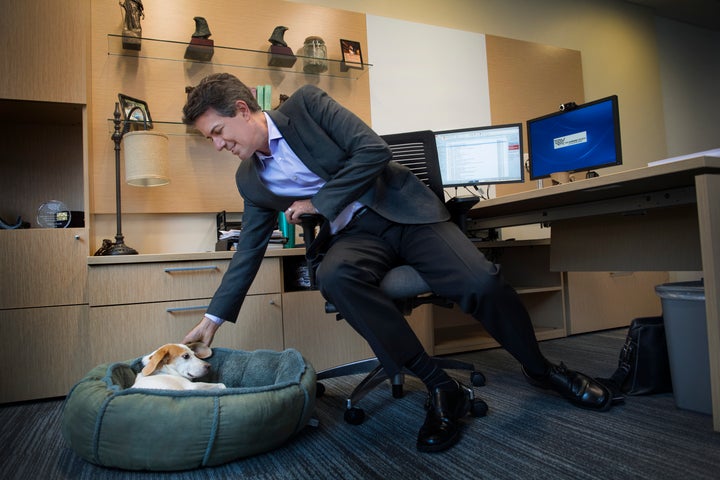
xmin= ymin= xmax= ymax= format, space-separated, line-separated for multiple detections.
xmin=84 ymin=295 xmax=283 ymax=370
xmin=88 ymin=257 xmax=280 ymax=306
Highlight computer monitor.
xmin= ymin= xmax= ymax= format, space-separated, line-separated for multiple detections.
xmin=434 ymin=123 xmax=524 ymax=188
xmin=527 ymin=95 xmax=622 ymax=180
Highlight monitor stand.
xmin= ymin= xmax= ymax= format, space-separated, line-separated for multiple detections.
xmin=446 ymin=195 xmax=479 ymax=235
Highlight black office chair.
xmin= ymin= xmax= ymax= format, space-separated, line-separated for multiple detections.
xmin=299 ymin=130 xmax=487 ymax=425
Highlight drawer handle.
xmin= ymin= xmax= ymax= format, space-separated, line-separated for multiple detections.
xmin=166 ymin=305 xmax=209 ymax=313
xmin=164 ymin=266 xmax=219 ymax=273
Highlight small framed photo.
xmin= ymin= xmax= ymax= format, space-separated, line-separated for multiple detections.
xmin=340 ymin=39 xmax=363 ymax=71
xmin=118 ymin=93 xmax=153 ymax=129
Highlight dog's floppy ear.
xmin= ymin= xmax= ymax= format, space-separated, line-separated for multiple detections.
xmin=187 ymin=341 xmax=213 ymax=359
xmin=141 ymin=345 xmax=172 ymax=376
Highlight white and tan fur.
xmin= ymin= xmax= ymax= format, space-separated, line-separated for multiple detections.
xmin=131 ymin=342 xmax=227 ymax=391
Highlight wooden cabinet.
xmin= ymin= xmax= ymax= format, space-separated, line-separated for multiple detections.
xmin=0 ymin=229 xmax=89 ymax=403
xmin=85 ymin=256 xmax=285 ymax=372
xmin=0 ymin=9 xmax=89 ymax=401
xmin=0 ymin=229 xmax=88 ymax=308
xmin=0 ymin=306 xmax=86 ymax=403
xmin=566 ymin=271 xmax=668 ymax=334
xmin=0 ymin=0 xmax=88 ymax=103
xmin=83 ymin=295 xmax=283 ymax=372
xmin=282 ymin=290 xmax=374 ymax=372
xmin=431 ymin=240 xmax=566 ymax=355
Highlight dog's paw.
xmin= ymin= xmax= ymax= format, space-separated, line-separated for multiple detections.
xmin=217 ymin=383 xmax=227 ymax=389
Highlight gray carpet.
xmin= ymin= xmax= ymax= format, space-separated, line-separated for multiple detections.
xmin=2 ymin=328 xmax=720 ymax=479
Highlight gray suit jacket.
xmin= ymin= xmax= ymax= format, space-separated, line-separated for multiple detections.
xmin=207 ymin=84 xmax=449 ymax=322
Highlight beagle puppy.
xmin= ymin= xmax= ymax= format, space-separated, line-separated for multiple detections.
xmin=131 ymin=342 xmax=227 ymax=391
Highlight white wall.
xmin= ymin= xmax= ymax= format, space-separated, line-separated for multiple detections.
xmin=366 ymin=15 xmax=491 ymax=134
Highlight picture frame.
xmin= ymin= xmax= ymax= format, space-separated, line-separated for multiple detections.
xmin=340 ymin=39 xmax=363 ymax=71
xmin=118 ymin=93 xmax=153 ymax=129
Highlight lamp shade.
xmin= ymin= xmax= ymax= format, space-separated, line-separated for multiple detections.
xmin=122 ymin=130 xmax=170 ymax=187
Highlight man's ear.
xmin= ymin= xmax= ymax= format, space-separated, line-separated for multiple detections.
xmin=235 ymin=99 xmax=250 ymax=117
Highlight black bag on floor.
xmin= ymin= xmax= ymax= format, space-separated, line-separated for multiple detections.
xmin=601 ymin=316 xmax=673 ymax=396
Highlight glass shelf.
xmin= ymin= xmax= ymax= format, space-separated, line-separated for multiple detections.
xmin=107 ymin=34 xmax=372 ymax=80
xmin=106 ymin=119 xmax=201 ymax=136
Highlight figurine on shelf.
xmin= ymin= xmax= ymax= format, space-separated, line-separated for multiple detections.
xmin=192 ymin=16 xmax=212 ymax=39
xmin=269 ymin=26 xmax=289 ymax=47
xmin=119 ymin=0 xmax=144 ymax=50
xmin=185 ymin=16 xmax=215 ymax=61
xmin=267 ymin=25 xmax=297 ymax=68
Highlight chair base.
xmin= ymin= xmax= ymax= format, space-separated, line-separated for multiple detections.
xmin=316 ymin=357 xmax=486 ymax=424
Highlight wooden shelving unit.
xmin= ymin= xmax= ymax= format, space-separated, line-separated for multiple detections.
xmin=431 ymin=239 xmax=567 ymax=355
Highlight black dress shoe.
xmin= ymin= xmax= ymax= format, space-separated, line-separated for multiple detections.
xmin=417 ymin=381 xmax=472 ymax=453
xmin=523 ymin=362 xmax=612 ymax=411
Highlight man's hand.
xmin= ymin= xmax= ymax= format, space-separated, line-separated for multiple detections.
xmin=284 ymin=199 xmax=318 ymax=224
xmin=182 ymin=316 xmax=221 ymax=347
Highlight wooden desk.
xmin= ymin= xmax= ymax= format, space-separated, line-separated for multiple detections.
xmin=469 ymin=156 xmax=720 ymax=430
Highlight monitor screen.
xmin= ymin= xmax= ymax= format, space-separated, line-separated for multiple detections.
xmin=527 ymin=95 xmax=622 ymax=180
xmin=434 ymin=123 xmax=524 ymax=187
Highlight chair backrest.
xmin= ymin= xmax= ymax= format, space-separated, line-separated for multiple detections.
xmin=381 ymin=130 xmax=445 ymax=202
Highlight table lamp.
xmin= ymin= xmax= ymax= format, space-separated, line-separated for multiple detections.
xmin=97 ymin=102 xmax=169 ymax=255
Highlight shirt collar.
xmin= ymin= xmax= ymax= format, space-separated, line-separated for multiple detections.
xmin=256 ymin=112 xmax=283 ymax=168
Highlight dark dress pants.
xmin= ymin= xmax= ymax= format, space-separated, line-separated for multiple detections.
xmin=316 ymin=209 xmax=548 ymax=378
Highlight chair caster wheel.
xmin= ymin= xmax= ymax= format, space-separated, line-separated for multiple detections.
xmin=392 ymin=383 xmax=404 ymax=398
xmin=471 ymin=398 xmax=488 ymax=417
xmin=344 ymin=407 xmax=366 ymax=425
xmin=316 ymin=382 xmax=326 ymax=398
xmin=471 ymin=371 xmax=486 ymax=387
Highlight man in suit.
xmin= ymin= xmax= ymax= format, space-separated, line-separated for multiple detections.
xmin=182 ymin=73 xmax=612 ymax=453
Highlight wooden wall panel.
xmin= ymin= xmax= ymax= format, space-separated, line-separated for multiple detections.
xmin=485 ymin=35 xmax=584 ymax=196
xmin=90 ymin=0 xmax=370 ymax=214
xmin=0 ymin=0 xmax=88 ymax=104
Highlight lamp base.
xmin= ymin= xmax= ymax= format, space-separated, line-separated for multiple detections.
xmin=94 ymin=238 xmax=138 ymax=256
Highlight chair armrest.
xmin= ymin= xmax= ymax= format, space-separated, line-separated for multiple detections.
xmin=297 ymin=214 xmax=324 ymax=290
xmin=445 ymin=196 xmax=479 ymax=235
xmin=298 ymin=214 xmax=323 ymax=245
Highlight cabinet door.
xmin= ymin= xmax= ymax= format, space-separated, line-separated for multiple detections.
xmin=567 ymin=271 xmax=668 ymax=334
xmin=282 ymin=291 xmax=373 ymax=372
xmin=0 ymin=229 xmax=87 ymax=309
xmin=0 ymin=0 xmax=88 ymax=103
xmin=83 ymin=295 xmax=283 ymax=372
xmin=0 ymin=305 xmax=86 ymax=403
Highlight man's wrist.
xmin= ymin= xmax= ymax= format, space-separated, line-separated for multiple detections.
xmin=204 ymin=313 xmax=224 ymax=325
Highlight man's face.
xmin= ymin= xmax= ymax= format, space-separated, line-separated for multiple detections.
xmin=194 ymin=102 xmax=267 ymax=160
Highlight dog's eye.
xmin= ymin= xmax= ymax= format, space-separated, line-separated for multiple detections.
xmin=182 ymin=353 xmax=190 ymax=359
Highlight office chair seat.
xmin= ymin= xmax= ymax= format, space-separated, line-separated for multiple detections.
xmin=379 ymin=264 xmax=431 ymax=298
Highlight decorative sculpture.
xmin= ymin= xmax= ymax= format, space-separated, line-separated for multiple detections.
xmin=269 ymin=26 xmax=289 ymax=47
xmin=267 ymin=26 xmax=297 ymax=68
xmin=192 ymin=16 xmax=212 ymax=39
xmin=184 ymin=16 xmax=214 ymax=62
xmin=119 ymin=0 xmax=144 ymax=50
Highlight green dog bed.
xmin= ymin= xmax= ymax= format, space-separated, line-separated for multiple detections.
xmin=62 ymin=348 xmax=316 ymax=471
